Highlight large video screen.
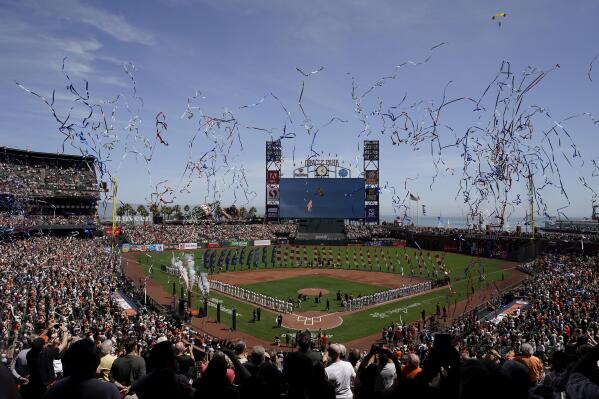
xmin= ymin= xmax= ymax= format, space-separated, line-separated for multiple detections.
xmin=279 ymin=178 xmax=365 ymax=219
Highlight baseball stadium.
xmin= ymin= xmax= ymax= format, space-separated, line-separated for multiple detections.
xmin=3 ymin=3 xmax=599 ymax=398
xmin=116 ymin=140 xmax=528 ymax=348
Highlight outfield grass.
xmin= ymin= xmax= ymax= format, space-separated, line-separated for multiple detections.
xmin=137 ymin=246 xmax=510 ymax=342
xmin=142 ymin=246 xmax=504 ymax=282
xmin=242 ymin=275 xmax=386 ymax=312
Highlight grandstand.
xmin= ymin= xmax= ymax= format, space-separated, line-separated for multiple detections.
xmin=0 ymin=146 xmax=99 ymax=231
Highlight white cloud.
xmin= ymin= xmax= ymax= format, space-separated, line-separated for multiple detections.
xmin=23 ymin=0 xmax=154 ymax=46
xmin=0 ymin=11 xmax=129 ymax=86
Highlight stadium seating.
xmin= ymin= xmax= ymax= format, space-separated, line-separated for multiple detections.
xmin=0 ymin=147 xmax=98 ymax=228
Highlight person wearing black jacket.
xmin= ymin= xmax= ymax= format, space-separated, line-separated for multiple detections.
xmin=129 ymin=341 xmax=194 ymax=399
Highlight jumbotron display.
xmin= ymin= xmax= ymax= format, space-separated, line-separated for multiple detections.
xmin=279 ymin=178 xmax=365 ymax=219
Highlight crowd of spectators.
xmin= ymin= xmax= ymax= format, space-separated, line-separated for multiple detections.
xmin=122 ymin=223 xmax=297 ymax=244
xmin=0 ymin=229 xmax=597 ymax=398
xmin=0 ymin=236 xmax=238 ymax=398
xmin=0 ymin=213 xmax=95 ymax=228
xmin=0 ymin=158 xmax=98 ymax=199
xmin=345 ymin=223 xmax=599 ymax=243
xmin=345 ymin=224 xmax=394 ymax=240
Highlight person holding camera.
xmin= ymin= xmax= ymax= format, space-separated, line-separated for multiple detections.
xmin=26 ymin=323 xmax=70 ymax=398
xmin=175 ymin=342 xmax=195 ymax=380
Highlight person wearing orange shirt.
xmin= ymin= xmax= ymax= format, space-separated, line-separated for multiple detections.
xmin=515 ymin=343 xmax=544 ymax=383
xmin=401 ymin=353 xmax=422 ymax=380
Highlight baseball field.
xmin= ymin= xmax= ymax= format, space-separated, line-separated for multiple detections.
xmin=134 ymin=245 xmax=516 ymax=343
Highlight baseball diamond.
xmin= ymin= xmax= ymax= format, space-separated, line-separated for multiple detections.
xmin=130 ymin=245 xmax=519 ymax=343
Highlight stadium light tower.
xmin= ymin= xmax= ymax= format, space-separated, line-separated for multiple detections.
xmin=265 ymin=140 xmax=282 ymax=221
xmin=111 ymin=177 xmax=118 ymax=250
xmin=363 ymin=140 xmax=380 ymax=224
xmin=526 ymin=171 xmax=535 ymax=240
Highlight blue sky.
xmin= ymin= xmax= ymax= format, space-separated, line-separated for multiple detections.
xmin=1 ymin=0 xmax=598 ymax=220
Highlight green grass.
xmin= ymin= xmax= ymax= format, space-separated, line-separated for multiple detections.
xmin=137 ymin=246 xmax=511 ymax=343
xmin=141 ymin=246 xmax=505 ymax=282
xmin=242 ymin=275 xmax=386 ymax=312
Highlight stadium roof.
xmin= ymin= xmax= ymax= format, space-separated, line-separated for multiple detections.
xmin=0 ymin=146 xmax=96 ymax=162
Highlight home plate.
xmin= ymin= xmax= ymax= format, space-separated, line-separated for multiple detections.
xmin=281 ymin=313 xmax=344 ymax=330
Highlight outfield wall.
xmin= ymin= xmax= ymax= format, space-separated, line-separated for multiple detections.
xmin=121 ymin=239 xmax=410 ymax=252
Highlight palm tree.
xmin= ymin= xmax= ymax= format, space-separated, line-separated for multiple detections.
xmin=239 ymin=207 xmax=248 ymax=220
xmin=248 ymin=206 xmax=257 ymax=218
xmin=116 ymin=205 xmax=126 ymax=217
xmin=162 ymin=206 xmax=174 ymax=220
xmin=183 ymin=204 xmax=190 ymax=218
xmin=213 ymin=201 xmax=223 ymax=220
xmin=122 ymin=203 xmax=134 ymax=217
xmin=137 ymin=205 xmax=149 ymax=222
xmin=173 ymin=205 xmax=182 ymax=220
xmin=149 ymin=204 xmax=160 ymax=217
xmin=191 ymin=206 xmax=202 ymax=221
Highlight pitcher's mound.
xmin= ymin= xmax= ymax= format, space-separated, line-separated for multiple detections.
xmin=297 ymin=288 xmax=329 ymax=296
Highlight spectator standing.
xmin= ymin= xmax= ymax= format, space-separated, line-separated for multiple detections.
xmin=244 ymin=346 xmax=265 ymax=376
xmin=373 ymin=350 xmax=397 ymax=393
xmin=174 ymin=342 xmax=195 ymax=380
xmin=10 ymin=344 xmax=31 ymax=386
xmin=0 ymin=361 xmax=20 ymax=399
xmin=97 ymin=340 xmax=116 ymax=382
xmin=43 ymin=339 xmax=120 ymax=399
xmin=514 ymin=343 xmax=544 ymax=383
xmin=27 ymin=326 xmax=69 ymax=398
xmin=129 ymin=341 xmax=194 ymax=399
xmin=324 ymin=343 xmax=355 ymax=399
xmin=401 ymin=353 xmax=422 ymax=380
xmin=234 ymin=341 xmax=247 ymax=364
xmin=110 ymin=340 xmax=146 ymax=392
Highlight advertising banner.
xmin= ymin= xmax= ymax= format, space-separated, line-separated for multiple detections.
xmin=254 ymin=239 xmax=271 ymax=246
xmin=267 ymin=185 xmax=280 ymax=200
xmin=365 ymin=188 xmax=379 ymax=202
xmin=179 ymin=242 xmax=198 ymax=250
xmin=148 ymin=244 xmax=164 ymax=252
xmin=128 ymin=244 xmax=164 ymax=252
xmin=266 ymin=205 xmax=279 ymax=219
xmin=392 ymin=240 xmax=407 ymax=248
xmin=224 ymin=240 xmax=251 ymax=247
xmin=365 ymin=205 xmax=379 ymax=222
xmin=266 ymin=170 xmax=280 ymax=184
xmin=365 ymin=170 xmax=379 ymax=184
xmin=207 ymin=242 xmax=221 ymax=249
xmin=121 ymin=244 xmax=130 ymax=252
xmin=163 ymin=243 xmax=179 ymax=250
